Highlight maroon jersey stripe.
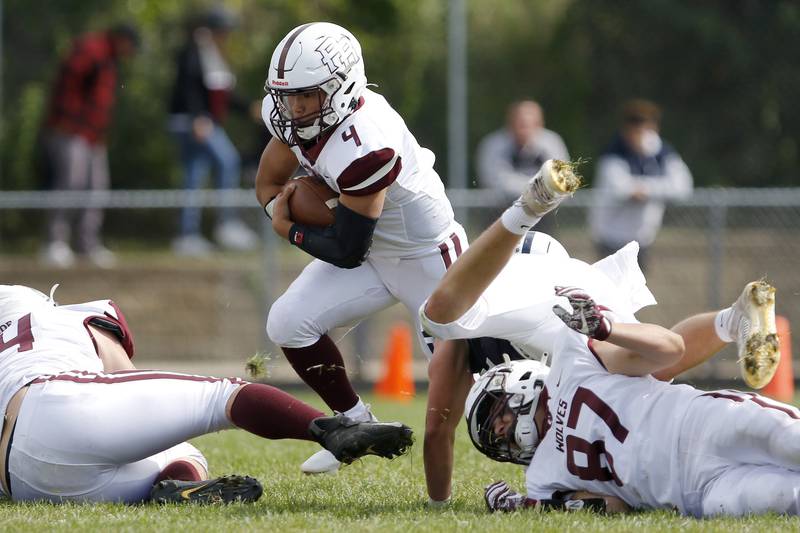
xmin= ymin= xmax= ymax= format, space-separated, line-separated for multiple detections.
xmin=343 ymin=157 xmax=402 ymax=197
xmin=277 ymin=23 xmax=315 ymax=79
xmin=336 ymin=147 xmax=397 ymax=192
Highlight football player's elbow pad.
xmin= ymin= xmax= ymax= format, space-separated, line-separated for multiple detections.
xmin=288 ymin=203 xmax=377 ymax=269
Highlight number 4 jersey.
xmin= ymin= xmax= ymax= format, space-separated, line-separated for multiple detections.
xmin=262 ymin=88 xmax=458 ymax=258
xmin=525 ymin=329 xmax=704 ymax=513
xmin=0 ymin=286 xmax=134 ymax=416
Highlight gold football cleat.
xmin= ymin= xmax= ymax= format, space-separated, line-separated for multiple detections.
xmin=521 ymin=159 xmax=582 ymax=218
xmin=736 ymin=281 xmax=780 ymax=389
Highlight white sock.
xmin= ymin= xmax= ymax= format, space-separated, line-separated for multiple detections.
xmin=714 ymin=307 xmax=735 ymax=342
xmin=501 ymin=202 xmax=541 ymax=235
xmin=343 ymin=397 xmax=372 ymax=422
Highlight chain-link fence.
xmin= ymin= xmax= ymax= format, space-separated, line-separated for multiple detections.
xmin=1 ymin=188 xmax=798 ymax=386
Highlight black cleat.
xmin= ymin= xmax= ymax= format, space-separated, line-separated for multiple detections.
xmin=150 ymin=475 xmax=263 ymax=504
xmin=309 ymin=414 xmax=414 ymax=464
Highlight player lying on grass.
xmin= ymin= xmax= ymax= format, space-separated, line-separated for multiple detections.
xmin=418 ymin=160 xmax=780 ymax=505
xmin=467 ymin=283 xmax=791 ymax=518
xmin=0 ymin=285 xmax=413 ymax=504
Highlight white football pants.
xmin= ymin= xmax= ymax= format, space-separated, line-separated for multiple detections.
xmin=8 ymin=370 xmax=244 ymax=503
xmin=679 ymin=391 xmax=800 ymax=517
xmin=267 ymin=226 xmax=467 ymax=356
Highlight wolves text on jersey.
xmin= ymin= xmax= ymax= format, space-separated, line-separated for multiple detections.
xmin=553 ymin=398 xmax=568 ymax=453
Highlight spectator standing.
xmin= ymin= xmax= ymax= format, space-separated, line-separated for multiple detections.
xmin=40 ymin=23 xmax=140 ymax=268
xmin=476 ymin=100 xmax=569 ymax=197
xmin=168 ymin=7 xmax=259 ymax=256
xmin=589 ymin=99 xmax=693 ymax=271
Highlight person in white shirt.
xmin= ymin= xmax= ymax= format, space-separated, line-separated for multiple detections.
xmin=588 ymin=99 xmax=693 ymax=271
xmin=476 ymin=100 xmax=570 ymax=198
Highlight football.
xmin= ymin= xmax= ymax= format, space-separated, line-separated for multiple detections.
xmin=287 ymin=175 xmax=339 ymax=227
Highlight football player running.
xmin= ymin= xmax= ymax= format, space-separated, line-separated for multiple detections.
xmin=256 ymin=22 xmax=467 ymax=474
xmin=0 ymin=285 xmax=412 ymax=504
xmin=418 ymin=160 xmax=780 ymax=506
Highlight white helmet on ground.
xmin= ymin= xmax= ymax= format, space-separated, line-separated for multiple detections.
xmin=265 ymin=22 xmax=367 ymax=145
xmin=464 ymin=359 xmax=549 ymax=465
xmin=0 ymin=285 xmax=58 ymax=317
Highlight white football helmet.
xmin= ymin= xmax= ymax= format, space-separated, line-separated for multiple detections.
xmin=0 ymin=284 xmax=58 ymax=317
xmin=465 ymin=359 xmax=549 ymax=465
xmin=265 ymin=22 xmax=367 ymax=146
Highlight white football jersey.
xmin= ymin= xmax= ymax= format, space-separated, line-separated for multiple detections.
xmin=0 ymin=292 xmax=131 ymax=415
xmin=262 ymin=88 xmax=457 ymax=257
xmin=525 ymin=329 xmax=704 ymax=513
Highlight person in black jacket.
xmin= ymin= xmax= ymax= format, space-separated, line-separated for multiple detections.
xmin=167 ymin=7 xmax=260 ymax=256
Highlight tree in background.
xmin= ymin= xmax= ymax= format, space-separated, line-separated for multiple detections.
xmin=2 ymin=0 xmax=798 ymax=197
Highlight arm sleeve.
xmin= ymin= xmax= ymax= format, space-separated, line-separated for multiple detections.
xmin=287 ymin=202 xmax=378 ymax=269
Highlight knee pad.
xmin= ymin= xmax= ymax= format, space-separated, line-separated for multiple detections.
xmin=266 ymin=298 xmax=319 ymax=348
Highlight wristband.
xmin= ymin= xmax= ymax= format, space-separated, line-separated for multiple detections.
xmin=539 ymin=497 xmax=607 ymax=513
xmin=264 ymin=197 xmax=277 ymax=219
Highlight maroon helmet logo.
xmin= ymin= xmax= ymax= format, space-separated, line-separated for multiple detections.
xmin=315 ymin=34 xmax=358 ymax=75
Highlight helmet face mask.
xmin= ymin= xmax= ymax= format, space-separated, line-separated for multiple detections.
xmin=465 ymin=360 xmax=549 ymax=465
xmin=265 ymin=22 xmax=367 ymax=147
xmin=267 ymin=79 xmax=345 ymax=145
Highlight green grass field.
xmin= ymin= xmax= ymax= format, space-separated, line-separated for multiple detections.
xmin=1 ymin=392 xmax=798 ymax=532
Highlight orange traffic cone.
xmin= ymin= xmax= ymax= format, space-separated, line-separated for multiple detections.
xmin=374 ymin=323 xmax=415 ymax=402
xmin=763 ymin=315 xmax=794 ymax=402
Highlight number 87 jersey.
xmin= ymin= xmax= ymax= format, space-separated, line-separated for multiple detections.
xmin=261 ymin=88 xmax=457 ymax=258
xmin=525 ymin=329 xmax=704 ymax=514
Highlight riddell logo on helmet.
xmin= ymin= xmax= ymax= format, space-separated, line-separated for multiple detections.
xmin=271 ymin=80 xmax=289 ymax=86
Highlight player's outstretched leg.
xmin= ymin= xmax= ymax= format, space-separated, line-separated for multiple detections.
xmin=520 ymin=159 xmax=582 ymax=218
xmin=424 ymin=160 xmax=580 ymax=326
xmin=310 ymin=414 xmax=414 ymax=464
xmin=716 ymin=280 xmax=779 ymax=388
xmin=150 ymin=475 xmax=264 ymax=504
xmin=301 ymin=401 xmax=377 ymax=475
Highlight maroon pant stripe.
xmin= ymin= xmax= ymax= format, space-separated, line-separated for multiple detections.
xmin=32 ymin=370 xmax=246 ymax=386
xmin=439 ymin=242 xmax=452 ymax=269
xmin=451 ymin=232 xmax=463 ymax=257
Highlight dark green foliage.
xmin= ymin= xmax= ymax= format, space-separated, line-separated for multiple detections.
xmin=2 ymin=0 xmax=798 ymax=197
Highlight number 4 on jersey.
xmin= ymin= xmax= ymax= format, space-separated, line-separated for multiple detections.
xmin=0 ymin=313 xmax=34 ymax=353
xmin=342 ymin=125 xmax=362 ymax=147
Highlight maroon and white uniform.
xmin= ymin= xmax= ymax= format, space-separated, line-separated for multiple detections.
xmin=262 ymin=88 xmax=467 ymax=353
xmin=526 ymin=329 xmax=800 ymax=517
xmin=421 ymin=241 xmax=654 ymax=362
xmin=0 ymin=287 xmax=243 ymax=502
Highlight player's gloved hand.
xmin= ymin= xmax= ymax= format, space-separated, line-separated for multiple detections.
xmin=552 ymin=286 xmax=613 ymax=341
xmin=484 ymin=480 xmax=526 ymax=513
